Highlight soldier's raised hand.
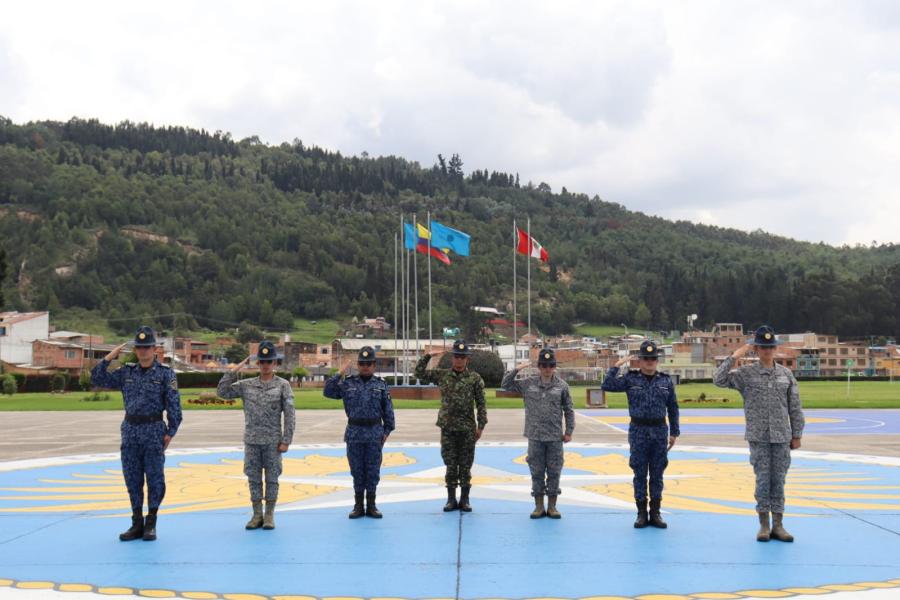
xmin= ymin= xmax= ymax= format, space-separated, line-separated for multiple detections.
xmin=615 ymin=355 xmax=633 ymax=368
xmin=732 ymin=343 xmax=753 ymax=360
xmin=231 ymin=356 xmax=250 ymax=373
xmin=516 ymin=360 xmax=531 ymax=369
xmin=339 ymin=357 xmax=354 ymax=377
xmin=104 ymin=342 xmax=128 ymax=362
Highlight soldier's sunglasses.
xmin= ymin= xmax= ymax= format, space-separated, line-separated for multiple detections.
xmin=258 ymin=359 xmax=274 ymax=365
xmin=641 ymin=357 xmax=658 ymax=362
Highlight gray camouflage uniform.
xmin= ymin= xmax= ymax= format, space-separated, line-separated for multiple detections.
xmin=713 ymin=357 xmax=805 ymax=512
xmin=217 ymin=372 xmax=296 ymax=502
xmin=501 ymin=369 xmax=575 ymax=497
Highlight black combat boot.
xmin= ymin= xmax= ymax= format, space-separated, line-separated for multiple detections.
xmin=458 ymin=485 xmax=472 ymax=512
xmin=444 ymin=486 xmax=459 ymax=512
xmin=349 ymin=492 xmax=365 ymax=519
xmin=648 ymin=498 xmax=667 ymax=529
xmin=119 ymin=511 xmax=144 ymax=541
xmin=142 ymin=513 xmax=157 ymax=541
xmin=634 ymin=500 xmax=648 ymax=529
xmin=366 ymin=492 xmax=383 ymax=518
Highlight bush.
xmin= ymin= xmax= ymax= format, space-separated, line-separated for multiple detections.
xmin=437 ymin=349 xmax=505 ymax=387
xmin=79 ymin=370 xmax=92 ymax=391
xmin=51 ymin=373 xmax=68 ymax=392
xmin=81 ymin=391 xmax=110 ymax=402
xmin=2 ymin=375 xmax=17 ymax=395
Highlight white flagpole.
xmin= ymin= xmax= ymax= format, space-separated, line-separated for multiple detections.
xmin=413 ymin=214 xmax=420 ymax=364
xmin=513 ymin=219 xmax=517 ymax=371
xmin=527 ymin=217 xmax=532 ymax=339
xmin=394 ymin=231 xmax=398 ymax=380
xmin=427 ymin=211 xmax=433 ymax=353
xmin=402 ymin=214 xmax=408 ymax=385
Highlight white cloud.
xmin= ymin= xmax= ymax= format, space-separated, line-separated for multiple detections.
xmin=1 ymin=0 xmax=898 ymax=245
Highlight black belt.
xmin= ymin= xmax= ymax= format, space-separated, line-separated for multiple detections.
xmin=630 ymin=417 xmax=666 ymax=426
xmin=348 ymin=418 xmax=381 ymax=427
xmin=124 ymin=413 xmax=163 ymax=424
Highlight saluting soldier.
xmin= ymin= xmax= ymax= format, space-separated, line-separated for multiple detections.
xmin=217 ymin=340 xmax=296 ymax=530
xmin=415 ymin=340 xmax=487 ymax=512
xmin=601 ymin=340 xmax=679 ymax=529
xmin=91 ymin=326 xmax=182 ymax=542
xmin=324 ymin=346 xmax=396 ymax=518
xmin=501 ymin=348 xmax=575 ymax=519
xmin=714 ymin=325 xmax=805 ymax=542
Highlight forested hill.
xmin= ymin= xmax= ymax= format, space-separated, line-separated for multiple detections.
xmin=0 ymin=116 xmax=897 ymax=339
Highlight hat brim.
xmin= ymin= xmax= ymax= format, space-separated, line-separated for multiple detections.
xmin=638 ymin=354 xmax=659 ymax=358
xmin=452 ymin=351 xmax=472 ymax=357
xmin=133 ymin=342 xmax=155 ymax=348
xmin=357 ymin=359 xmax=376 ymax=364
xmin=749 ymin=338 xmax=781 ymax=347
xmin=537 ymin=361 xmax=557 ymax=367
xmin=256 ymin=354 xmax=283 ymax=362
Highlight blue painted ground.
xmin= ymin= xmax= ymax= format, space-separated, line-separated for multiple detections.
xmin=579 ymin=408 xmax=900 ymax=435
xmin=1 ymin=445 xmax=899 ymax=599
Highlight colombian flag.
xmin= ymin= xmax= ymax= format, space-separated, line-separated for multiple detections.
xmin=404 ymin=223 xmax=451 ymax=265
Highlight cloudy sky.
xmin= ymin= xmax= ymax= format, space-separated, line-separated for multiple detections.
xmin=2 ymin=1 xmax=899 ymax=245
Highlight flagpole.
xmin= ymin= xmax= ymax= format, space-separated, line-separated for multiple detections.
xmin=527 ymin=216 xmax=532 ymax=340
xmin=400 ymin=214 xmax=406 ymax=384
xmin=513 ymin=219 xmax=517 ymax=371
xmin=427 ymin=211 xmax=433 ymax=353
xmin=405 ymin=233 xmax=411 ymax=385
xmin=402 ymin=214 xmax=409 ymax=385
xmin=413 ymin=214 xmax=420 ymax=366
xmin=394 ymin=230 xmax=398 ymax=381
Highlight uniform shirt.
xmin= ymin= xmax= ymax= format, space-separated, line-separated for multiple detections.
xmin=601 ymin=367 xmax=680 ymax=437
xmin=91 ymin=359 xmax=183 ymax=438
xmin=714 ymin=357 xmax=805 ymax=443
xmin=415 ymin=355 xmax=488 ymax=431
xmin=323 ymin=374 xmax=396 ymax=443
xmin=501 ymin=369 xmax=575 ymax=441
xmin=217 ymin=372 xmax=296 ymax=445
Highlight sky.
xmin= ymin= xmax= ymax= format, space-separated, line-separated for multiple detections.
xmin=2 ymin=1 xmax=899 ymax=246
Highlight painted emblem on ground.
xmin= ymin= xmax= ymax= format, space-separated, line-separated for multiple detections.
xmin=1 ymin=443 xmax=899 ymax=599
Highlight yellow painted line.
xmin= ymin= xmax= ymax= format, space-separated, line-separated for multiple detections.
xmin=183 ymin=593 xmax=220 ymax=599
xmin=97 ymin=587 xmax=135 ymax=595
xmin=854 ymin=581 xmax=900 ymax=588
xmin=821 ymin=584 xmax=866 ymax=591
xmin=733 ymin=591 xmax=793 ymax=598
xmin=781 ymin=589 xmax=830 ymax=595
xmin=59 ymin=584 xmax=95 ymax=592
xmin=272 ymin=596 xmax=316 ymax=600
xmin=15 ymin=581 xmax=55 ymax=590
xmin=636 ymin=595 xmax=694 ymax=600
xmin=690 ymin=594 xmax=743 ymax=599
xmin=223 ymin=595 xmax=269 ymax=600
xmin=138 ymin=590 xmax=176 ymax=598
xmin=0 ymin=579 xmax=14 ymax=586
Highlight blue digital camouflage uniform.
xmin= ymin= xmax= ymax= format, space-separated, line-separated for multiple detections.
xmin=324 ymin=374 xmax=396 ymax=494
xmin=91 ymin=359 xmax=183 ymax=512
xmin=601 ymin=367 xmax=680 ymax=502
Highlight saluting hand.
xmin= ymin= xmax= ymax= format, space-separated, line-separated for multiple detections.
xmin=231 ymin=356 xmax=250 ymax=373
xmin=104 ymin=342 xmax=128 ymax=362
xmin=615 ymin=355 xmax=633 ymax=368
xmin=339 ymin=358 xmax=354 ymax=377
xmin=732 ymin=344 xmax=752 ymax=360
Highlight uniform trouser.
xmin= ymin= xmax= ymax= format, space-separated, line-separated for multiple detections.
xmin=440 ymin=428 xmax=476 ymax=487
xmin=628 ymin=424 xmax=669 ymax=502
xmin=244 ymin=443 xmax=283 ymax=503
xmin=121 ymin=426 xmax=166 ymax=512
xmin=748 ymin=441 xmax=792 ymax=513
xmin=347 ymin=441 xmax=383 ymax=494
xmin=527 ymin=439 xmax=564 ymax=497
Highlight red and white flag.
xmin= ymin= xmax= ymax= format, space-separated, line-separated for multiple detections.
xmin=516 ymin=227 xmax=549 ymax=262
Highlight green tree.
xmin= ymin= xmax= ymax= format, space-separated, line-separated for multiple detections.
xmin=225 ymin=343 xmax=247 ymax=364
xmin=1 ymin=375 xmax=16 ymax=395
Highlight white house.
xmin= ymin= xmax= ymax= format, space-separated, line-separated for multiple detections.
xmin=0 ymin=311 xmax=50 ymax=365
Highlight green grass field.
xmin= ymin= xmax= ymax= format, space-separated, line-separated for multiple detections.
xmin=1 ymin=381 xmax=897 ymax=411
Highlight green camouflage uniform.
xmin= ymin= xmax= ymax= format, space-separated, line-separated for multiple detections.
xmin=416 ymin=354 xmax=488 ymax=487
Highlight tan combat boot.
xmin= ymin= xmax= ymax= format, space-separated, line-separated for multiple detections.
xmin=262 ymin=500 xmax=276 ymax=530
xmin=756 ymin=512 xmax=771 ymax=542
xmin=770 ymin=513 xmax=794 ymax=542
xmin=546 ymin=496 xmax=561 ymax=519
xmin=530 ymin=495 xmax=546 ymax=519
xmin=245 ymin=501 xmax=263 ymax=530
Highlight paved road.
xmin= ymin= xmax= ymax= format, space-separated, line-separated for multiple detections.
xmin=3 ymin=409 xmax=900 ymax=460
